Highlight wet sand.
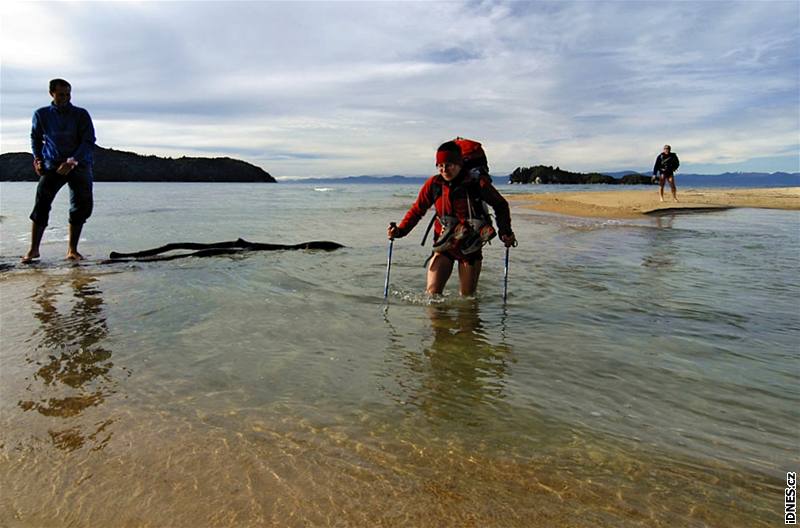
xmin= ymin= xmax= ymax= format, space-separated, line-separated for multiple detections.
xmin=509 ymin=187 xmax=800 ymax=219
xmin=0 ymin=399 xmax=781 ymax=528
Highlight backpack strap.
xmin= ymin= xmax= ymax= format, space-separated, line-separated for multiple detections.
xmin=420 ymin=177 xmax=443 ymax=246
xmin=420 ymin=215 xmax=436 ymax=246
xmin=464 ymin=171 xmax=493 ymax=222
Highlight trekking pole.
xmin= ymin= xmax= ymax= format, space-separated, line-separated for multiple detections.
xmin=502 ymin=239 xmax=519 ymax=302
xmin=383 ymin=223 xmax=396 ymax=299
xmin=502 ymin=245 xmax=511 ymax=302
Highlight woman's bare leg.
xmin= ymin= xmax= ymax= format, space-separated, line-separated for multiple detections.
xmin=426 ymin=253 xmax=454 ymax=295
xmin=457 ymin=258 xmax=482 ymax=296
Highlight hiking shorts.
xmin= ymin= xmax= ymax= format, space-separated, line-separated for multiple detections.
xmin=29 ymin=165 xmax=94 ymax=227
xmin=443 ymin=248 xmax=483 ymax=265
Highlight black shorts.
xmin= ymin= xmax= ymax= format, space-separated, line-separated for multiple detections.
xmin=441 ymin=248 xmax=483 ymax=265
xmin=29 ymin=166 xmax=94 ymax=227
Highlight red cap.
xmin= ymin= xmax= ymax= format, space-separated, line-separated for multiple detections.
xmin=435 ymin=143 xmax=463 ymax=165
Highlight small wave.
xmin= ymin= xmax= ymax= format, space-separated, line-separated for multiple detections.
xmin=388 ymin=287 xmax=454 ymax=306
xmin=314 ymin=187 xmax=335 ymax=192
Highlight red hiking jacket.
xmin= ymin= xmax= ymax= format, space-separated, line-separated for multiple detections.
xmin=397 ymin=171 xmax=512 ymax=240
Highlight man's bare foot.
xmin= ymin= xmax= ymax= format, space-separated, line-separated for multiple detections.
xmin=659 ymin=196 xmax=665 ymax=202
xmin=66 ymin=250 xmax=84 ymax=261
xmin=20 ymin=252 xmax=40 ymax=264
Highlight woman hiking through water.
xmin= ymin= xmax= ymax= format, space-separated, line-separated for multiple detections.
xmin=387 ymin=140 xmax=516 ymax=296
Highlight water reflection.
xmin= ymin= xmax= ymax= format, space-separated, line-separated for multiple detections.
xmin=18 ymin=272 xmax=118 ymax=451
xmin=642 ymin=214 xmax=678 ymax=269
xmin=390 ymin=302 xmax=513 ymax=424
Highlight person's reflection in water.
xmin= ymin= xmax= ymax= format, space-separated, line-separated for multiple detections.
xmin=642 ymin=213 xmax=677 ymax=269
xmin=655 ymin=214 xmax=675 ymax=230
xmin=414 ymin=301 xmax=512 ymax=424
xmin=18 ymin=272 xmax=118 ymax=451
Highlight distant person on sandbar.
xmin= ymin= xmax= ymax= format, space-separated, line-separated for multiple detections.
xmin=653 ymin=144 xmax=680 ymax=202
xmin=387 ymin=140 xmax=516 ymax=296
xmin=21 ymin=78 xmax=96 ymax=263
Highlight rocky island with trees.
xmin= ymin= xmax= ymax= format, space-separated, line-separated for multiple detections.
xmin=0 ymin=146 xmax=275 ymax=183
xmin=509 ymin=165 xmax=653 ymax=185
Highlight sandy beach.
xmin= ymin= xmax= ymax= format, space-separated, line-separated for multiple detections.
xmin=510 ymin=186 xmax=800 ymax=219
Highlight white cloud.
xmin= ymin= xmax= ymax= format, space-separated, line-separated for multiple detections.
xmin=0 ymin=3 xmax=78 ymax=69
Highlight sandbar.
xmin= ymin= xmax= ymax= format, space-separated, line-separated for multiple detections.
xmin=509 ymin=187 xmax=800 ymax=219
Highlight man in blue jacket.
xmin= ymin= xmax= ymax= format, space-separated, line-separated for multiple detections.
xmin=22 ymin=78 xmax=96 ymax=263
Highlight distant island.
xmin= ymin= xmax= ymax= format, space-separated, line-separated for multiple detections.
xmin=509 ymin=166 xmax=799 ymax=187
xmin=0 ymin=146 xmax=275 ymax=183
xmin=509 ymin=165 xmax=653 ymax=185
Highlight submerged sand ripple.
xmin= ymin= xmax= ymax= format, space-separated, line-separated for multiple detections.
xmin=0 ymin=402 xmax=782 ymax=527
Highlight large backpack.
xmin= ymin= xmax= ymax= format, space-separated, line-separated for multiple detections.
xmin=452 ymin=137 xmax=492 ymax=218
xmin=454 ymin=137 xmax=489 ymax=175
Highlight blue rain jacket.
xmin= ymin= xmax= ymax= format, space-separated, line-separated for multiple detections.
xmin=31 ymin=102 xmax=95 ymax=166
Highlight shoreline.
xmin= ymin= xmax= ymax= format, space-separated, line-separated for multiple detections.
xmin=508 ymin=186 xmax=800 ymax=219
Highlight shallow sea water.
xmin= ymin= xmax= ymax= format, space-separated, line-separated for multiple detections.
xmin=0 ymin=182 xmax=797 ymax=527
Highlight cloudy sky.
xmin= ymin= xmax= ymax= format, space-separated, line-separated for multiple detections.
xmin=1 ymin=1 xmax=798 ymax=179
